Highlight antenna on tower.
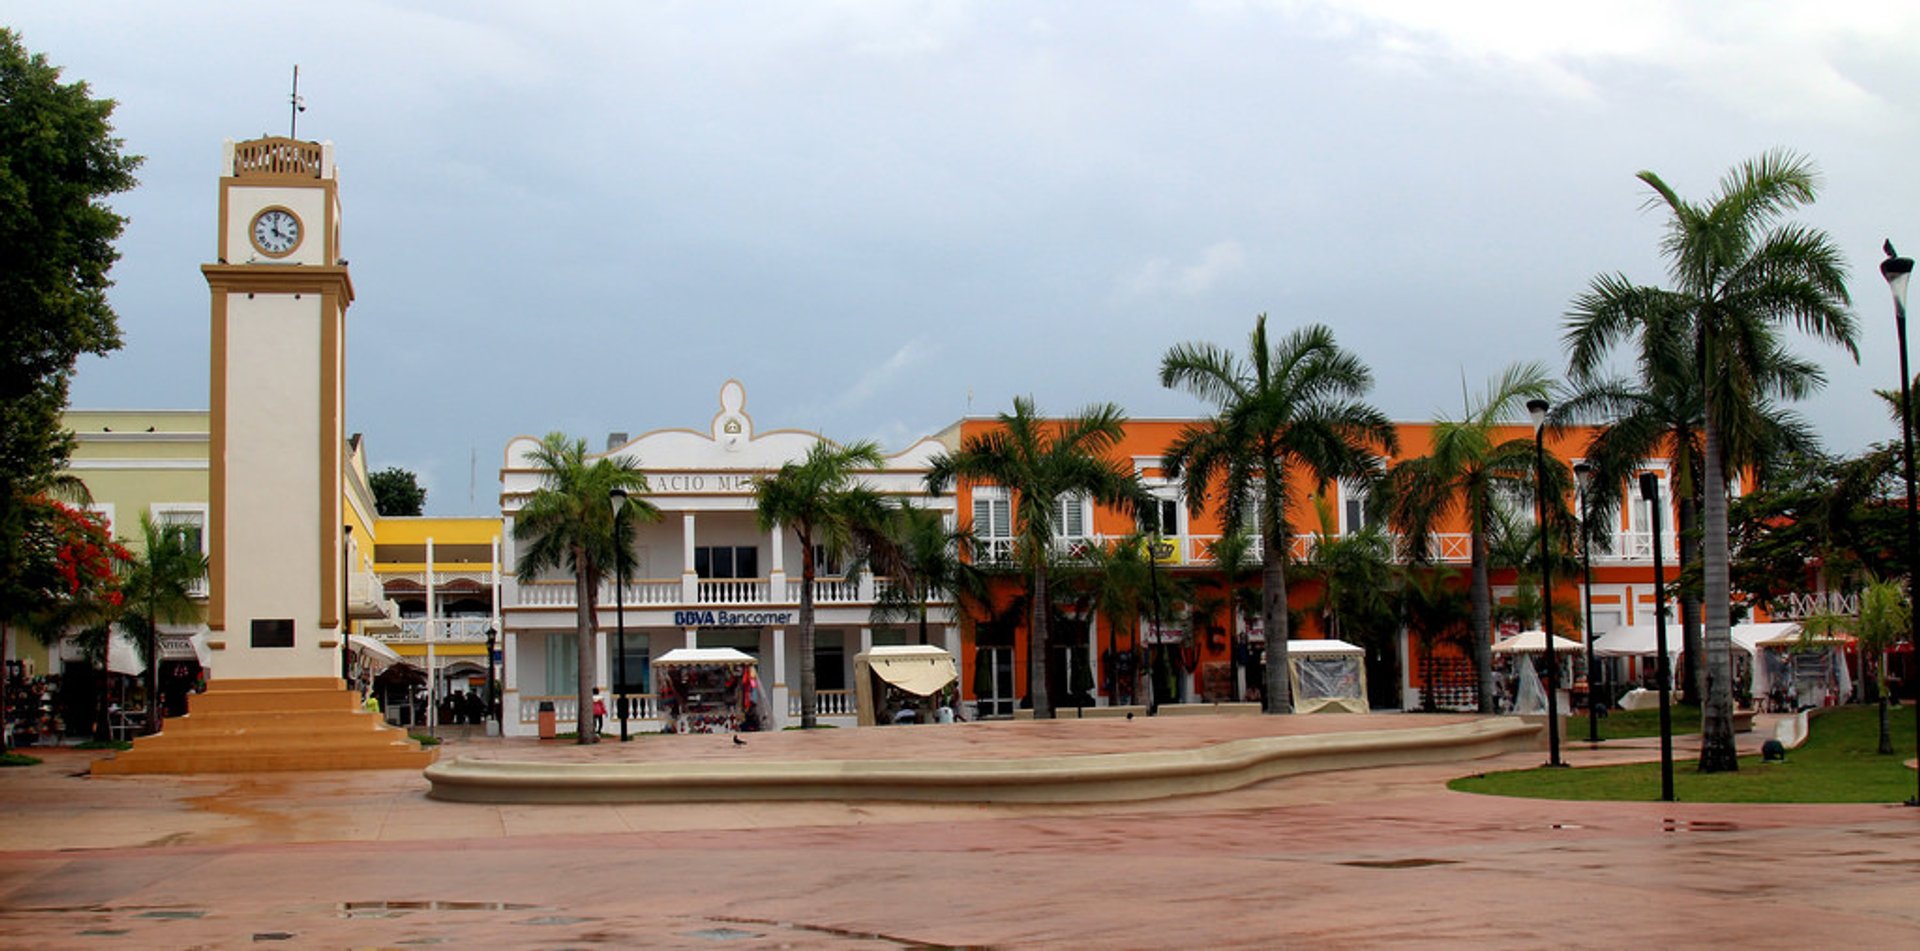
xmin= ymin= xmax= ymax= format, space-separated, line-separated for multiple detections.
xmin=289 ymin=65 xmax=307 ymax=138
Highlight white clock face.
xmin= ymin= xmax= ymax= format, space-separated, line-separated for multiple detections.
xmin=250 ymin=208 xmax=301 ymax=256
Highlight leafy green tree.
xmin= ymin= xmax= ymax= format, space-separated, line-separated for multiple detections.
xmin=1206 ymin=529 xmax=1261 ymax=703
xmin=757 ymin=441 xmax=894 ymax=728
xmin=369 ymin=467 xmax=427 ymax=517
xmin=926 ymin=398 xmax=1146 ymax=719
xmin=1565 ymin=151 xmax=1856 ymax=772
xmin=117 ymin=514 xmax=208 ymax=735
xmin=0 ymin=29 xmax=140 ymax=655
xmin=1161 ymin=317 xmax=1397 ymax=714
xmin=1387 ymin=363 xmax=1553 ymax=712
xmin=513 ymin=433 xmax=655 ymax=743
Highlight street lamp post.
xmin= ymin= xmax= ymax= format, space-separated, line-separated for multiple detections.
xmin=609 ymin=487 xmax=630 ymax=742
xmin=1880 ymin=241 xmax=1920 ymax=808
xmin=1643 ymin=472 xmax=1676 ymax=802
xmin=1574 ymin=462 xmax=1602 ymax=744
xmin=484 ymin=626 xmax=497 ymax=736
xmin=1529 ymin=399 xmax=1563 ymax=767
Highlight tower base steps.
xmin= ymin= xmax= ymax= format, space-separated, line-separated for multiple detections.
xmin=91 ymin=677 xmax=437 ymax=775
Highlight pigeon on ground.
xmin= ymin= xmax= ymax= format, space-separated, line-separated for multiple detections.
xmin=732 ymin=735 xmax=746 ymax=746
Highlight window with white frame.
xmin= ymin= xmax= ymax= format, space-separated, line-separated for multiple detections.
xmin=1338 ymin=479 xmax=1374 ymax=534
xmin=1138 ymin=495 xmax=1181 ymax=537
xmin=152 ymin=504 xmax=208 ymax=555
xmin=972 ymin=488 xmax=1013 ymax=561
xmin=1051 ymin=493 xmax=1089 ymax=539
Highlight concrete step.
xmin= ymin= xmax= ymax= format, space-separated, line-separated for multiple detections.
xmin=91 ymin=680 xmax=437 ymax=775
xmin=157 ymin=710 xmax=397 ymax=733
xmin=190 ymin=690 xmax=362 ymax=713
xmin=93 ymin=745 xmax=437 ymax=775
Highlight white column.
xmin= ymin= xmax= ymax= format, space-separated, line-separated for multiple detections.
xmin=770 ymin=526 xmax=785 ymax=574
xmin=685 ymin=627 xmax=698 ymax=650
xmin=682 ymin=513 xmax=698 ymax=602
xmin=503 ymin=631 xmax=520 ymax=736
xmin=595 ymin=629 xmax=608 ymax=690
xmin=942 ymin=624 xmax=960 ymax=659
xmin=771 ymin=626 xmax=790 ymax=729
xmin=859 ymin=626 xmax=873 ymax=654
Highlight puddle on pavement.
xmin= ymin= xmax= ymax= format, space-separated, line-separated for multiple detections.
xmin=712 ymin=914 xmax=974 ymax=949
xmin=1662 ymin=819 xmax=1740 ymax=833
xmin=135 ymin=909 xmax=208 ymax=919
xmin=1338 ymin=858 xmax=1460 ymax=869
xmin=338 ymin=900 xmax=539 ymax=918
xmin=684 ymin=927 xmax=762 ymax=941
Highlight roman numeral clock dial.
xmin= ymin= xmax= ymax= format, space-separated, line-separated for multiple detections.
xmin=249 ymin=207 xmax=302 ymax=257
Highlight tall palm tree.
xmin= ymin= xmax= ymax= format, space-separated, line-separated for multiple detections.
xmin=1161 ymin=317 xmax=1397 ymax=714
xmin=756 ymin=440 xmax=893 ymax=728
xmin=118 ymin=514 xmax=208 ymax=735
xmin=1207 ymin=528 xmax=1260 ymax=703
xmin=1388 ymin=363 xmax=1552 ymax=712
xmin=513 ymin=432 xmax=654 ymax=744
xmin=1563 ymin=306 xmax=1821 ymax=703
xmin=926 ymin=397 xmax=1146 ymax=719
xmin=1062 ymin=532 xmax=1156 ymax=705
xmin=1565 ymin=150 xmax=1856 ymax=771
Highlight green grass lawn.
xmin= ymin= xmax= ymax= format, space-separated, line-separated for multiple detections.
xmin=1569 ymin=703 xmax=1703 ymax=741
xmin=1451 ymin=703 xmax=1919 ymax=803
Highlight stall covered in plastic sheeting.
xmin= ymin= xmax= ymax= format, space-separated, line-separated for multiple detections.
xmin=106 ymin=631 xmax=145 ymax=676
xmin=1286 ymin=639 xmax=1369 ymax=714
xmin=854 ymin=645 xmax=959 ymax=726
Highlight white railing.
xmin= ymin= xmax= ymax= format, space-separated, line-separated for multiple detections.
xmin=788 ymin=689 xmax=855 ymax=717
xmin=391 ymin=617 xmax=493 ymax=643
xmin=785 ymin=577 xmax=862 ymax=603
xmin=697 ymin=578 xmax=767 ymax=604
xmin=518 ymin=695 xmax=579 ymax=724
xmin=1608 ymin=530 xmax=1678 ymax=562
xmin=603 ymin=579 xmax=681 ymax=606
xmin=379 ymin=569 xmax=496 ymax=587
xmin=517 ymin=694 xmax=663 ymax=725
xmin=187 ymin=576 xmax=210 ymax=599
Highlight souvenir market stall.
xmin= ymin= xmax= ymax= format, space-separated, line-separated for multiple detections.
xmin=1756 ymin=628 xmax=1854 ymax=710
xmin=653 ymin=647 xmax=766 ymax=733
xmin=853 ymin=645 xmax=959 ymax=726
xmin=1286 ymin=639 xmax=1369 ymax=714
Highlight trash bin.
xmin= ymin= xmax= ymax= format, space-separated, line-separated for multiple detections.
xmin=537 ymin=701 xmax=556 ymax=740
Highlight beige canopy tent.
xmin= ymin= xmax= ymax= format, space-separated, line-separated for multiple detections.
xmin=854 ymin=645 xmax=959 ymax=726
xmin=346 ymin=634 xmax=403 ymax=672
xmin=1286 ymin=638 xmax=1369 ymax=714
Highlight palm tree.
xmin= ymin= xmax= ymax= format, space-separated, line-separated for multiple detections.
xmin=1387 ymin=363 xmax=1552 ymax=712
xmin=756 ymin=440 xmax=893 ymax=728
xmin=869 ymin=502 xmax=988 ymax=648
xmin=1206 ymin=529 xmax=1260 ymax=702
xmin=1161 ymin=317 xmax=1397 ymax=714
xmin=117 ymin=513 xmax=208 ymax=735
xmin=513 ymin=433 xmax=654 ymax=744
xmin=1563 ymin=306 xmax=1821 ymax=704
xmin=1565 ymin=151 xmax=1856 ymax=771
xmin=926 ymin=397 xmax=1146 ymax=719
xmin=1400 ymin=565 xmax=1470 ymax=712
xmin=1063 ymin=532 xmax=1157 ymax=706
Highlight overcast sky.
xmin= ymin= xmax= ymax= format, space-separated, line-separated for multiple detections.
xmin=12 ymin=2 xmax=1920 ymax=514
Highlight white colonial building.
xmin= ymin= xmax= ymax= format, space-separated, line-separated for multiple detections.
xmin=498 ymin=381 xmax=961 ymax=735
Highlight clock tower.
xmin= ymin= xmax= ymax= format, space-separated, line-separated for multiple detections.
xmin=92 ymin=137 xmax=433 ymax=773
xmin=201 ymin=136 xmax=353 ymax=679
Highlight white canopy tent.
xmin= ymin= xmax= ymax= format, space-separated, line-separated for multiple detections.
xmin=1492 ymin=630 xmax=1585 ymax=655
xmin=1286 ymin=638 xmax=1369 ymax=714
xmin=346 ymin=634 xmax=404 ymax=672
xmin=1594 ymin=622 xmax=1796 ymax=703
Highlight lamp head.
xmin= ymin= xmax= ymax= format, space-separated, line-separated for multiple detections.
xmin=1526 ymin=399 xmax=1550 ymax=431
xmin=609 ymin=487 xmax=628 ymax=515
xmin=1639 ymin=471 xmax=1659 ymax=502
xmin=1573 ymin=461 xmax=1593 ymax=492
xmin=1883 ymin=241 xmax=1913 ymax=313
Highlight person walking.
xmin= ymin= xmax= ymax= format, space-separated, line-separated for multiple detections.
xmin=590 ymin=689 xmax=607 ymax=735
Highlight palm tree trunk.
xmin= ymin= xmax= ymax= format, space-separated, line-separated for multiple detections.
xmin=1677 ymin=495 xmax=1704 ymax=705
xmin=145 ymin=620 xmax=162 ymax=735
xmin=799 ymin=532 xmax=818 ymax=729
xmin=1878 ymin=652 xmax=1894 ymax=755
xmin=1262 ymin=533 xmax=1292 ymax=714
xmin=1698 ymin=407 xmax=1738 ymax=772
xmin=1030 ymin=560 xmax=1053 ymax=718
xmin=1470 ymin=510 xmax=1494 ymax=713
xmin=575 ymin=564 xmax=597 ymax=744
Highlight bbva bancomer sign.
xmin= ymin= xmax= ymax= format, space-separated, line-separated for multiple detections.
xmin=672 ymin=609 xmax=796 ymax=627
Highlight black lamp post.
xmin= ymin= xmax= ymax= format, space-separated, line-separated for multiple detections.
xmin=609 ymin=487 xmax=630 ymax=742
xmin=1529 ymin=398 xmax=1563 ymax=767
xmin=1643 ymin=471 xmax=1676 ymax=802
xmin=1880 ymin=240 xmax=1920 ymax=808
xmin=484 ymin=625 xmax=497 ymax=735
xmin=1574 ymin=462 xmax=1602 ymax=743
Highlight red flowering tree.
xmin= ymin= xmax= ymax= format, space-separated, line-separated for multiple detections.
xmin=4 ymin=496 xmax=131 ymax=744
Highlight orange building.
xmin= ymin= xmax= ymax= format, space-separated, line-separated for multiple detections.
xmin=944 ymin=415 xmax=1688 ymax=715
